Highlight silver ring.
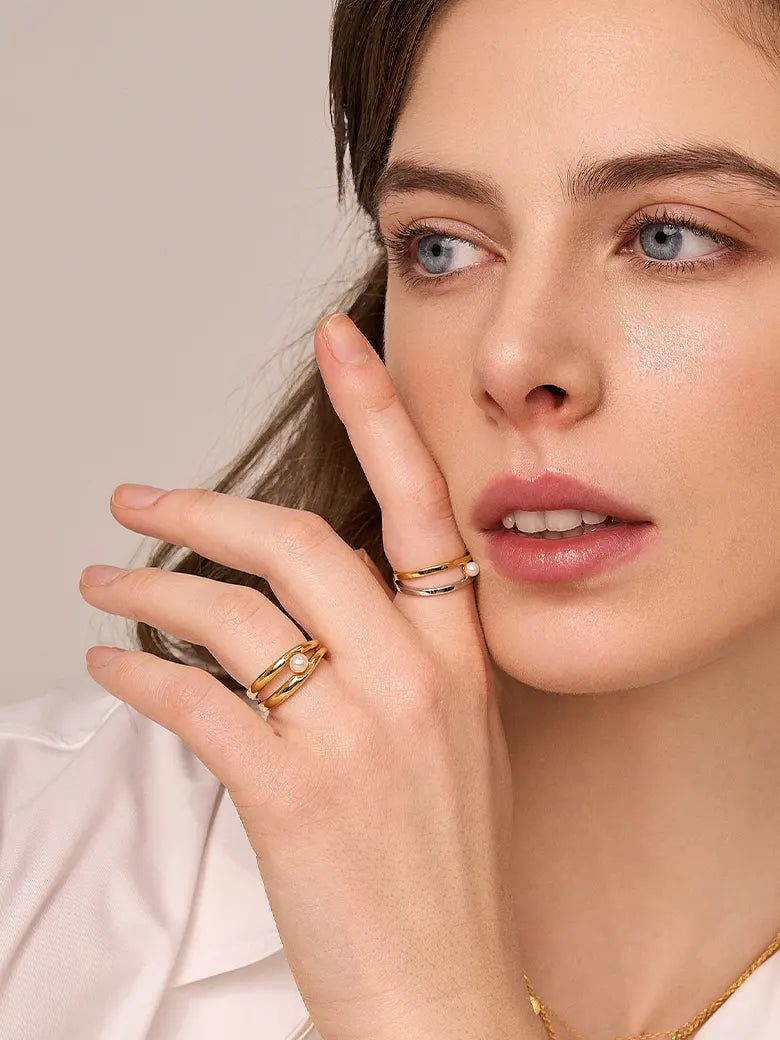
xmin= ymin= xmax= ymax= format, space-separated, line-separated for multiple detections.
xmin=393 ymin=572 xmax=478 ymax=596
xmin=392 ymin=552 xmax=480 ymax=596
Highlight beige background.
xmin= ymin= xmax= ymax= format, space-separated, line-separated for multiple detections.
xmin=1 ymin=1 xmax=372 ymax=706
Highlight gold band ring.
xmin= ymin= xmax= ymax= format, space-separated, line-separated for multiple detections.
xmin=247 ymin=639 xmax=329 ymax=711
xmin=393 ymin=551 xmax=480 ymax=597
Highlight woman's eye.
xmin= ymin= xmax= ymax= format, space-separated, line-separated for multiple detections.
xmin=415 ymin=235 xmax=486 ymax=276
xmin=629 ymin=221 xmax=724 ymax=264
xmin=618 ymin=208 xmax=745 ymax=275
xmin=383 ymin=209 xmax=744 ymax=290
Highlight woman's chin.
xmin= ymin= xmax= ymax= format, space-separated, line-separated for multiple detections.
xmin=485 ymin=617 xmax=691 ymax=697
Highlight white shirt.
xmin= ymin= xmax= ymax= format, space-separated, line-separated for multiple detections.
xmin=1 ymin=675 xmax=779 ymax=1039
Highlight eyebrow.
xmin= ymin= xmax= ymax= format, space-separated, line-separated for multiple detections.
xmin=371 ymin=143 xmax=780 ymax=218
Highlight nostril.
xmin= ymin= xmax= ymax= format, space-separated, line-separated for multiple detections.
xmin=527 ymin=385 xmax=566 ymax=407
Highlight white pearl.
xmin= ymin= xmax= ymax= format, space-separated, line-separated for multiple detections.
xmin=289 ymin=652 xmax=309 ymax=674
xmin=464 ymin=561 xmax=480 ymax=577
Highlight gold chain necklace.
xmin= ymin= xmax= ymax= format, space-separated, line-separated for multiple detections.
xmin=522 ymin=926 xmax=780 ymax=1040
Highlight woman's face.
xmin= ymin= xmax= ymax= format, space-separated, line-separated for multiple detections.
xmin=378 ymin=0 xmax=780 ymax=694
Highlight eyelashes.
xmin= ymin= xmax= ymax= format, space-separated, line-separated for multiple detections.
xmin=380 ymin=208 xmax=748 ymax=290
xmin=381 ymin=218 xmax=481 ymax=290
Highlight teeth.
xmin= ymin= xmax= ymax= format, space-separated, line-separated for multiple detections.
xmin=576 ymin=510 xmax=610 ymax=526
xmin=501 ymin=509 xmax=610 ymax=533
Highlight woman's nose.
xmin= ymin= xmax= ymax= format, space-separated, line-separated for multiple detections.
xmin=469 ymin=293 xmax=604 ymax=432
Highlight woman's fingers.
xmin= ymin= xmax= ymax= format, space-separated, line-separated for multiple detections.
xmin=105 ymin=486 xmax=408 ymax=668
xmin=79 ymin=565 xmax=336 ymax=732
xmin=82 ymin=310 xmax=486 ymax=761
xmin=83 ymin=647 xmax=284 ymax=806
xmin=315 ymin=313 xmax=481 ymax=644
xmin=354 ymin=547 xmax=395 ymax=601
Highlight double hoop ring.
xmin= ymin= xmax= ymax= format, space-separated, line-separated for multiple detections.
xmin=247 ymin=639 xmax=328 ymax=710
xmin=392 ymin=551 xmax=480 ymax=596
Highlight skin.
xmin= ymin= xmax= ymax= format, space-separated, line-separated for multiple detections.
xmin=378 ymin=0 xmax=780 ymax=1036
xmin=78 ymin=321 xmax=542 ymax=1040
xmin=76 ymin=2 xmax=780 ymax=1038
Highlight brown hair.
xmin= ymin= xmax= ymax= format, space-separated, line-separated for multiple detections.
xmin=129 ymin=0 xmax=778 ymax=694
xmin=129 ymin=0 xmax=452 ymax=691
xmin=126 ymin=4 xmax=777 ymax=1037
xmin=700 ymin=0 xmax=780 ymax=70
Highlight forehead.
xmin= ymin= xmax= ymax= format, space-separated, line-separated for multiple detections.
xmin=389 ymin=0 xmax=779 ymax=190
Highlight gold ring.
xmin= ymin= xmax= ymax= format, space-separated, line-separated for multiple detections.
xmin=393 ymin=551 xmax=480 ymax=596
xmin=247 ymin=639 xmax=329 ymax=710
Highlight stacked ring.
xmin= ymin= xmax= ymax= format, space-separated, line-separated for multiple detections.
xmin=392 ymin=551 xmax=480 ymax=596
xmin=247 ymin=639 xmax=328 ymax=710
xmin=247 ymin=550 xmax=479 ymax=714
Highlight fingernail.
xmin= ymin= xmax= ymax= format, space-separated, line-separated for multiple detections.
xmin=80 ymin=565 xmax=129 ymax=587
xmin=86 ymin=646 xmax=127 ymax=668
xmin=112 ymin=484 xmax=167 ymax=508
xmin=322 ymin=313 xmax=368 ymax=365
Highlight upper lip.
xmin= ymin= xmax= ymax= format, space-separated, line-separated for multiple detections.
xmin=472 ymin=470 xmax=653 ymax=530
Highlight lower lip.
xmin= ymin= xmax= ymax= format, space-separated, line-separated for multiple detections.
xmin=483 ymin=522 xmax=657 ymax=583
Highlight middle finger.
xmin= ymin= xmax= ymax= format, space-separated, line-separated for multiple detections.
xmin=79 ymin=564 xmax=339 ymax=729
xmin=106 ymin=485 xmax=407 ymax=663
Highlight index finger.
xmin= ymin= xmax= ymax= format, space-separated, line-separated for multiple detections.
xmin=315 ymin=312 xmax=481 ymax=640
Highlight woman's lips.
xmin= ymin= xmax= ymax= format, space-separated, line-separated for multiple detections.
xmin=482 ymin=521 xmax=657 ymax=583
xmin=472 ymin=471 xmax=653 ymax=531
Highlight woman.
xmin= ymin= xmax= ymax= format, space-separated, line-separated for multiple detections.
xmin=3 ymin=0 xmax=780 ymax=1037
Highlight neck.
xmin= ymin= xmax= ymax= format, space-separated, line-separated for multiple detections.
xmin=497 ymin=618 xmax=780 ymax=1039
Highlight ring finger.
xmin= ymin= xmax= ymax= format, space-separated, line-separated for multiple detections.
xmin=79 ymin=565 xmax=339 ymax=735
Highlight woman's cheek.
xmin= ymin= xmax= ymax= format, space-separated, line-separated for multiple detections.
xmin=384 ymin=285 xmax=480 ymax=391
xmin=383 ymin=283 xmax=482 ymax=460
xmin=385 ymin=267 xmax=493 ymax=347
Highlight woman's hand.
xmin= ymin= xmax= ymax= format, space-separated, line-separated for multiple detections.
xmin=78 ymin=314 xmax=536 ymax=1040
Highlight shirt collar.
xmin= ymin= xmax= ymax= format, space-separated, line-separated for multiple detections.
xmin=696 ymin=944 xmax=780 ymax=1039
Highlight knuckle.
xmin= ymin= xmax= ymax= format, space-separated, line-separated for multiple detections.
xmin=412 ymin=471 xmax=456 ymax=525
xmin=384 ymin=688 xmax=441 ymax=731
xmin=276 ymin=510 xmax=332 ymax=559
xmin=175 ymin=486 xmax=218 ymax=528
xmin=105 ymin=649 xmax=144 ymax=685
xmin=127 ymin=567 xmax=166 ymax=596
xmin=380 ymin=659 xmax=444 ymax=725
xmin=208 ymin=586 xmax=266 ymax=632
xmin=328 ymin=702 xmax=382 ymax=758
xmin=155 ymin=664 xmax=216 ymax=721
xmin=365 ymin=382 xmax=399 ymax=420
